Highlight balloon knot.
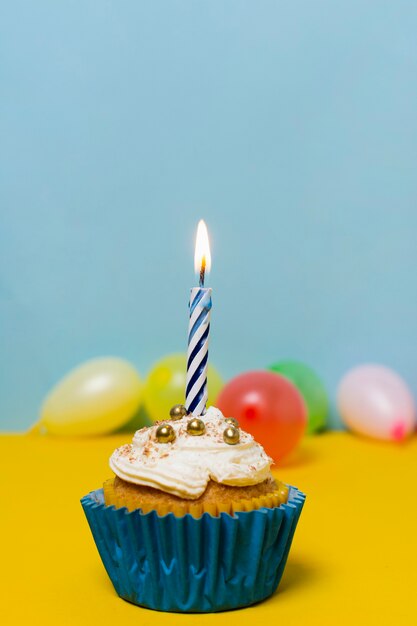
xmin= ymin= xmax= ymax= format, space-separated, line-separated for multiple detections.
xmin=244 ymin=406 xmax=257 ymax=420
xmin=391 ymin=421 xmax=406 ymax=442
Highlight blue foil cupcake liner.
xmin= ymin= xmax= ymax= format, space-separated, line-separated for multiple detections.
xmin=81 ymin=486 xmax=305 ymax=612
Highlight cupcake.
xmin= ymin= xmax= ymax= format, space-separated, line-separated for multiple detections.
xmin=81 ymin=406 xmax=305 ymax=612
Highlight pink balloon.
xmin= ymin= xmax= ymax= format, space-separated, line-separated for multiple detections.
xmin=337 ymin=365 xmax=416 ymax=441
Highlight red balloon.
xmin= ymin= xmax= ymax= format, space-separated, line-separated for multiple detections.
xmin=217 ymin=371 xmax=307 ymax=461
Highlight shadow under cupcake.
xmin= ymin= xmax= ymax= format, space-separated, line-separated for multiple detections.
xmin=81 ymin=406 xmax=305 ymax=612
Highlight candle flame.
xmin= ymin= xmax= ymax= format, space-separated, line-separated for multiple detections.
xmin=194 ymin=220 xmax=211 ymax=277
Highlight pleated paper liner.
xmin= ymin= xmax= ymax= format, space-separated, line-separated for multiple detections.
xmin=81 ymin=485 xmax=305 ymax=612
xmin=103 ymin=476 xmax=290 ymax=517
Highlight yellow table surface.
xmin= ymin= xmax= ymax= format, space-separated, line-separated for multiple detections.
xmin=1 ymin=431 xmax=416 ymax=625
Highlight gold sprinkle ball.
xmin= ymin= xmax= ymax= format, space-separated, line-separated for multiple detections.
xmin=169 ymin=404 xmax=188 ymax=420
xmin=224 ymin=417 xmax=239 ymax=428
xmin=155 ymin=423 xmax=176 ymax=443
xmin=187 ymin=418 xmax=206 ymax=436
xmin=223 ymin=425 xmax=240 ymax=445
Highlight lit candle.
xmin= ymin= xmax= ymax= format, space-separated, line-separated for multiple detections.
xmin=185 ymin=220 xmax=212 ymax=415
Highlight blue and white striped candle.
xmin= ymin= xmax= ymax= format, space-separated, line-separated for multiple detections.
xmin=185 ymin=221 xmax=212 ymax=415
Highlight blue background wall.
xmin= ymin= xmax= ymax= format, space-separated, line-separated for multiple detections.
xmin=1 ymin=1 xmax=417 ymax=431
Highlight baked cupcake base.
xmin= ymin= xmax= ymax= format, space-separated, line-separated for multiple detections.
xmin=81 ymin=485 xmax=305 ymax=612
xmin=103 ymin=475 xmax=289 ymax=517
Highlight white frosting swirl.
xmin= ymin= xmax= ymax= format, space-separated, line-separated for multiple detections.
xmin=110 ymin=406 xmax=272 ymax=499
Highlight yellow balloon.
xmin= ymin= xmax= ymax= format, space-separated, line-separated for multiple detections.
xmin=39 ymin=358 xmax=144 ymax=436
xmin=143 ymin=353 xmax=224 ymax=422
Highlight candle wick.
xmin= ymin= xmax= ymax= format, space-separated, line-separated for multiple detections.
xmin=199 ymin=257 xmax=206 ymax=288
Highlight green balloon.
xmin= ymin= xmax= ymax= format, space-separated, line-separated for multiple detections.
xmin=116 ymin=404 xmax=152 ymax=432
xmin=268 ymin=360 xmax=328 ymax=434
